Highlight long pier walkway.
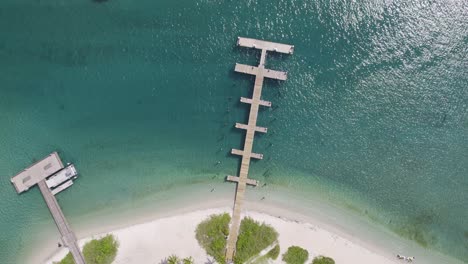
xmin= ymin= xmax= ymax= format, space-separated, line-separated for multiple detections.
xmin=225 ymin=37 xmax=293 ymax=262
xmin=38 ymin=180 xmax=86 ymax=264
xmin=10 ymin=152 xmax=86 ymax=264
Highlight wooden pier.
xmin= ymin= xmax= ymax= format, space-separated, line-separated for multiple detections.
xmin=10 ymin=152 xmax=86 ymax=264
xmin=38 ymin=180 xmax=86 ymax=264
xmin=225 ymin=37 xmax=293 ymax=262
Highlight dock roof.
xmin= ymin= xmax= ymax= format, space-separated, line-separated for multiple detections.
xmin=10 ymin=152 xmax=64 ymax=193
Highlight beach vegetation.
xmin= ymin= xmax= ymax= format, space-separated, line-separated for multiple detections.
xmin=266 ymin=244 xmax=280 ymax=260
xmin=249 ymin=244 xmax=280 ymax=264
xmin=234 ymin=217 xmax=279 ymax=264
xmin=251 ymin=255 xmax=270 ymax=264
xmin=167 ymin=255 xmax=180 ymax=264
xmin=159 ymin=255 xmax=194 ymax=264
xmin=56 ymin=254 xmax=75 ymax=264
xmin=204 ymin=258 xmax=216 ymax=264
xmin=312 ymin=255 xmax=335 ymax=264
xmin=195 ymin=213 xmax=231 ymax=264
xmin=282 ymin=246 xmax=308 ymax=264
xmin=82 ymin=235 xmax=119 ymax=264
xmin=182 ymin=256 xmax=195 ymax=264
xmin=57 ymin=234 xmax=118 ymax=264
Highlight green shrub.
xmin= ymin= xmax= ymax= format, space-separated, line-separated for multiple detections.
xmin=182 ymin=256 xmax=195 ymax=264
xmin=57 ymin=253 xmax=74 ymax=264
xmin=251 ymin=255 xmax=270 ymax=264
xmin=167 ymin=254 xmax=180 ymax=264
xmin=282 ymin=246 xmax=308 ymax=264
xmin=195 ymin=213 xmax=231 ymax=264
xmin=266 ymin=244 xmax=280 ymax=260
xmin=159 ymin=255 xmax=194 ymax=264
xmin=58 ymin=234 xmax=119 ymax=264
xmin=83 ymin=235 xmax=119 ymax=264
xmin=312 ymin=255 xmax=335 ymax=264
xmin=234 ymin=217 xmax=279 ymax=264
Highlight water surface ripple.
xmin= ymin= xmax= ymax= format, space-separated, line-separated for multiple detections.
xmin=0 ymin=0 xmax=467 ymax=263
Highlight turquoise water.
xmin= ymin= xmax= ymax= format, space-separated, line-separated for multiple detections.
xmin=0 ymin=0 xmax=467 ymax=263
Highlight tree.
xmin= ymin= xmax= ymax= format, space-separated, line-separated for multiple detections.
xmin=58 ymin=235 xmax=119 ymax=264
xmin=160 ymin=255 xmax=195 ymax=264
xmin=266 ymin=244 xmax=280 ymax=260
xmin=282 ymin=246 xmax=309 ymax=264
xmin=167 ymin=255 xmax=180 ymax=264
xmin=182 ymin=256 xmax=195 ymax=264
xmin=312 ymin=256 xmax=335 ymax=264
xmin=195 ymin=213 xmax=231 ymax=264
xmin=234 ymin=217 xmax=279 ymax=264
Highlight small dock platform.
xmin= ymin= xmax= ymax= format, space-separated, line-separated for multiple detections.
xmin=235 ymin=63 xmax=288 ymax=80
xmin=225 ymin=37 xmax=293 ymax=262
xmin=10 ymin=152 xmax=86 ymax=264
xmin=11 ymin=152 xmax=64 ymax=193
xmin=240 ymin=97 xmax=271 ymax=107
xmin=237 ymin=37 xmax=294 ymax=54
xmin=226 ymin=175 xmax=258 ymax=187
xmin=235 ymin=123 xmax=267 ymax=133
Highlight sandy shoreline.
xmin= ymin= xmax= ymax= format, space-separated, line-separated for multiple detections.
xmin=34 ymin=182 xmax=464 ymax=264
xmin=45 ymin=207 xmax=401 ymax=264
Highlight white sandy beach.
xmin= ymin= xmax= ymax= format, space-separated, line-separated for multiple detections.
xmin=35 ymin=182 xmax=464 ymax=264
xmin=45 ymin=207 xmax=402 ymax=264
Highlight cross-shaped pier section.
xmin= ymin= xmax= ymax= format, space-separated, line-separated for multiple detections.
xmin=225 ymin=37 xmax=294 ymax=262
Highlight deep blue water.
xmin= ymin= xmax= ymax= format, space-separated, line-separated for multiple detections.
xmin=0 ymin=0 xmax=467 ymax=263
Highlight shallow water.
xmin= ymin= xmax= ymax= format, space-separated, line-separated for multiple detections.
xmin=0 ymin=0 xmax=467 ymax=263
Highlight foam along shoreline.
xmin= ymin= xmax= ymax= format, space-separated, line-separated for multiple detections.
xmin=45 ymin=207 xmax=404 ymax=264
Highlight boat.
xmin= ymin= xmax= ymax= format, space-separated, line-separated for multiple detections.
xmin=46 ymin=164 xmax=78 ymax=189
